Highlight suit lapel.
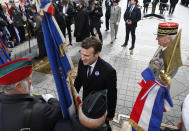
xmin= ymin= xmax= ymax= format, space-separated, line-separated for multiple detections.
xmin=87 ymin=58 xmax=101 ymax=82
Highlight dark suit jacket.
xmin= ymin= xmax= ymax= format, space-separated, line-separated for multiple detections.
xmin=105 ymin=0 xmax=113 ymax=17
xmin=124 ymin=5 xmax=141 ymax=27
xmin=74 ymin=57 xmax=117 ymax=118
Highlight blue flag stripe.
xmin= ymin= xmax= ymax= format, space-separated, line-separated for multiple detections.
xmin=41 ymin=15 xmax=72 ymax=118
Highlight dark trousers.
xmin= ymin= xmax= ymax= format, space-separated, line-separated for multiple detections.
xmin=37 ymin=31 xmax=47 ymax=58
xmin=62 ymin=24 xmax=72 ymax=44
xmin=105 ymin=15 xmax=110 ymax=30
xmin=143 ymin=3 xmax=149 ymax=14
xmin=17 ymin=26 xmax=26 ymax=42
xmin=90 ymin=25 xmax=103 ymax=42
xmin=169 ymin=4 xmax=176 ymax=14
xmin=124 ymin=25 xmax=136 ymax=48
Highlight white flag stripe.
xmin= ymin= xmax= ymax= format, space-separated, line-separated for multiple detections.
xmin=42 ymin=2 xmax=51 ymax=12
xmin=138 ymin=85 xmax=160 ymax=130
xmin=164 ymin=99 xmax=172 ymax=112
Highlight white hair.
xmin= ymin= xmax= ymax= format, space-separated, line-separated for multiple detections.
xmin=78 ymin=105 xmax=107 ymax=129
xmin=1 ymin=77 xmax=31 ymax=94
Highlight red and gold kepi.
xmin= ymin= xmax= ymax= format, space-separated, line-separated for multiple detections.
xmin=158 ymin=22 xmax=179 ymax=36
xmin=0 ymin=58 xmax=32 ymax=85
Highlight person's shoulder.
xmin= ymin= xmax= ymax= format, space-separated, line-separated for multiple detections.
xmin=98 ymin=57 xmax=116 ymax=72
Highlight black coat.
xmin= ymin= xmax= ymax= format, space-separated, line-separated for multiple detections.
xmin=74 ymin=57 xmax=117 ymax=118
xmin=65 ymin=3 xmax=74 ymax=26
xmin=89 ymin=6 xmax=103 ymax=27
xmin=170 ymin=0 xmax=179 ymax=5
xmin=75 ymin=7 xmax=90 ymax=42
xmin=105 ymin=0 xmax=112 ymax=17
xmin=0 ymin=93 xmax=62 ymax=131
xmin=10 ymin=7 xmax=24 ymax=27
xmin=124 ymin=5 xmax=141 ymax=27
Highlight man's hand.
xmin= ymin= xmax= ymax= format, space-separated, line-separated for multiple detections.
xmin=42 ymin=94 xmax=55 ymax=102
xmin=127 ymin=20 xmax=132 ymax=24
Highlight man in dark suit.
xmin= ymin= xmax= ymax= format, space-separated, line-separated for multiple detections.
xmin=74 ymin=37 xmax=117 ymax=123
xmin=121 ymin=0 xmax=141 ymax=51
xmin=105 ymin=0 xmax=112 ymax=31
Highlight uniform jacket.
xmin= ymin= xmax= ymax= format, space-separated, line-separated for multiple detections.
xmin=124 ymin=5 xmax=141 ymax=27
xmin=75 ymin=7 xmax=90 ymax=42
xmin=110 ymin=5 xmax=121 ymax=24
xmin=74 ymin=57 xmax=117 ymax=118
xmin=0 ymin=93 xmax=62 ymax=131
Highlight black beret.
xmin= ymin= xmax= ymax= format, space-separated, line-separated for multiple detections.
xmin=82 ymin=90 xmax=107 ymax=119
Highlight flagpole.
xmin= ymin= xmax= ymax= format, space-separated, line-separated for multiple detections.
xmin=68 ymin=70 xmax=79 ymax=111
xmin=166 ymin=29 xmax=182 ymax=74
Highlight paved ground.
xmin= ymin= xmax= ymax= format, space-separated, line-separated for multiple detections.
xmin=10 ymin=0 xmax=189 ymax=126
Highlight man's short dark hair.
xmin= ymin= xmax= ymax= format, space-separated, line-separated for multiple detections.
xmin=134 ymin=0 xmax=138 ymax=4
xmin=81 ymin=37 xmax=102 ymax=54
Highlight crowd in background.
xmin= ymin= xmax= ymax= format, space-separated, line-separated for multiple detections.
xmin=0 ymin=0 xmax=187 ymax=50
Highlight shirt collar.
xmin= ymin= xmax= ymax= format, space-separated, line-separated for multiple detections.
xmin=89 ymin=59 xmax=98 ymax=69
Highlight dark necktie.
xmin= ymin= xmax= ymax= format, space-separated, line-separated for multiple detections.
xmin=87 ymin=66 xmax=91 ymax=78
xmin=129 ymin=6 xmax=133 ymax=17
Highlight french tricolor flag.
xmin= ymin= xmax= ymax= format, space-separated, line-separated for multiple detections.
xmin=40 ymin=0 xmax=81 ymax=119
xmin=40 ymin=0 xmax=55 ymax=16
xmin=129 ymin=68 xmax=173 ymax=131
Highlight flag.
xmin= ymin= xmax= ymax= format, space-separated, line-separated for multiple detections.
xmin=5 ymin=2 xmax=11 ymax=16
xmin=162 ymin=29 xmax=183 ymax=73
xmin=27 ymin=0 xmax=31 ymax=6
xmin=40 ymin=0 xmax=78 ymax=118
xmin=0 ymin=36 xmax=11 ymax=65
xmin=129 ymin=68 xmax=173 ymax=131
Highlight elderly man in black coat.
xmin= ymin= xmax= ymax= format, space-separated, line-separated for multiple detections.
xmin=74 ymin=0 xmax=90 ymax=42
xmin=0 ymin=58 xmax=62 ymax=131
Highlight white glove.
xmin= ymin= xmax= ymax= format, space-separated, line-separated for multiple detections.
xmin=42 ymin=94 xmax=55 ymax=102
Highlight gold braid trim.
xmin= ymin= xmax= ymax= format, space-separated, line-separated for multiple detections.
xmin=159 ymin=26 xmax=178 ymax=29
xmin=158 ymin=29 xmax=178 ymax=34
xmin=129 ymin=119 xmax=145 ymax=131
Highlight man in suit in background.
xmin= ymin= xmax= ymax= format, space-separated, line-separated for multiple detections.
xmin=110 ymin=0 xmax=121 ymax=43
xmin=105 ymin=0 xmax=112 ymax=31
xmin=121 ymin=0 xmax=141 ymax=52
xmin=74 ymin=37 xmax=117 ymax=130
